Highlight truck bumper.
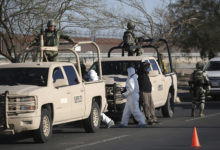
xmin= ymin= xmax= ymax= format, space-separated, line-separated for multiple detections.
xmin=0 ymin=116 xmax=41 ymax=134
xmin=210 ymin=88 xmax=220 ymax=94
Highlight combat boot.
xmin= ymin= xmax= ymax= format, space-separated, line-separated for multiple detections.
xmin=191 ymin=102 xmax=197 ymax=117
xmin=191 ymin=108 xmax=195 ymax=117
xmin=199 ymin=109 xmax=205 ymax=117
xmin=200 ymin=103 xmax=205 ymax=117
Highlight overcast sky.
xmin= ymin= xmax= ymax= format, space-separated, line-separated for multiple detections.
xmin=106 ymin=0 xmax=164 ymax=13
xmin=71 ymin=0 xmax=166 ymax=38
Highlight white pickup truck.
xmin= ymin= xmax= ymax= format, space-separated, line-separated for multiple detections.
xmin=0 ymin=41 xmax=107 ymax=143
xmin=204 ymin=57 xmax=220 ymax=99
xmin=90 ymin=39 xmax=177 ymax=120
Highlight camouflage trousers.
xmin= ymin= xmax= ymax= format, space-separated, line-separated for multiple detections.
xmin=43 ymin=51 xmax=58 ymax=62
xmin=192 ymin=87 xmax=206 ymax=110
xmin=124 ymin=45 xmax=143 ymax=56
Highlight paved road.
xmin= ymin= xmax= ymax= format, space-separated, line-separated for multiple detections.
xmin=0 ymin=87 xmax=220 ymax=150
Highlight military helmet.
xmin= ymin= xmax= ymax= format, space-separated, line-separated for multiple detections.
xmin=127 ymin=22 xmax=135 ymax=30
xmin=47 ymin=20 xmax=56 ymax=27
xmin=196 ymin=62 xmax=204 ymax=70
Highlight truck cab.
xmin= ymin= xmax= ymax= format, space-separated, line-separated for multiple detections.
xmin=89 ymin=38 xmax=177 ymax=120
xmin=204 ymin=57 xmax=220 ymax=99
xmin=0 ymin=41 xmax=107 ymax=143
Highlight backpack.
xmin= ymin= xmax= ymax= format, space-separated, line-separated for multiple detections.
xmin=193 ymin=70 xmax=205 ymax=86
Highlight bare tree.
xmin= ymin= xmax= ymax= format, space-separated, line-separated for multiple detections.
xmin=0 ymin=0 xmax=58 ymax=62
xmin=98 ymin=0 xmax=183 ymax=46
xmin=89 ymin=0 xmax=171 ymax=39
xmin=0 ymin=0 xmax=106 ymax=62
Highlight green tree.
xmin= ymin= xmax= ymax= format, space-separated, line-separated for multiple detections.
xmin=169 ymin=0 xmax=220 ymax=59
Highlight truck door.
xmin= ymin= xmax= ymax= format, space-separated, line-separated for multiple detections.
xmin=63 ymin=65 xmax=85 ymax=118
xmin=146 ymin=59 xmax=166 ymax=107
xmin=53 ymin=67 xmax=72 ymax=122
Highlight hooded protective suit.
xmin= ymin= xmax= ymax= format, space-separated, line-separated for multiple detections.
xmin=88 ymin=69 xmax=114 ymax=127
xmin=121 ymin=67 xmax=146 ymax=126
xmin=88 ymin=70 xmax=99 ymax=81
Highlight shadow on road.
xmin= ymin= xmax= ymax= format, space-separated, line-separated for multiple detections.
xmin=0 ymin=124 xmax=86 ymax=144
xmin=0 ymin=132 xmax=34 ymax=144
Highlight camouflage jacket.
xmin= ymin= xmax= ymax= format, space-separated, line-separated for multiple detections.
xmin=189 ymin=69 xmax=210 ymax=91
xmin=123 ymin=29 xmax=136 ymax=46
xmin=30 ymin=29 xmax=74 ymax=47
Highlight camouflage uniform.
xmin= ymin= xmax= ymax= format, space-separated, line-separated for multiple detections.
xmin=123 ymin=22 xmax=143 ymax=56
xmin=31 ymin=20 xmax=74 ymax=61
xmin=189 ymin=62 xmax=210 ymax=117
xmin=158 ymin=53 xmax=168 ymax=74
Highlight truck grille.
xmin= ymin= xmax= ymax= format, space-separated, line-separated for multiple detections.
xmin=0 ymin=93 xmax=7 ymax=128
xmin=209 ymin=78 xmax=220 ymax=88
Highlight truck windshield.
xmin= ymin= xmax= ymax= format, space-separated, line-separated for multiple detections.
xmin=0 ymin=68 xmax=49 ymax=86
xmin=91 ymin=61 xmax=140 ymax=75
xmin=206 ymin=61 xmax=220 ymax=71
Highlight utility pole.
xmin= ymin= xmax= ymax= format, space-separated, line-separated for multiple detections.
xmin=0 ymin=26 xmax=3 ymax=52
xmin=90 ymin=29 xmax=96 ymax=42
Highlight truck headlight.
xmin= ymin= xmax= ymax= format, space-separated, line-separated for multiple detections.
xmin=8 ymin=96 xmax=37 ymax=113
xmin=20 ymin=105 xmax=36 ymax=110
xmin=19 ymin=96 xmax=35 ymax=102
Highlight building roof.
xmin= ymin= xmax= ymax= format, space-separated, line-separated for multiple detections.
xmin=101 ymin=56 xmax=155 ymax=61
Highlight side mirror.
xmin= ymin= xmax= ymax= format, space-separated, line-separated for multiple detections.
xmin=149 ymin=70 xmax=159 ymax=77
xmin=54 ymin=79 xmax=68 ymax=88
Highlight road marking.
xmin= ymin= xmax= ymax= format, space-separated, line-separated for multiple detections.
xmin=185 ymin=112 xmax=220 ymax=122
xmin=65 ymin=135 xmax=129 ymax=150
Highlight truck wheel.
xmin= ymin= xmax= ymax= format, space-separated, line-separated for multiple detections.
xmin=162 ymin=92 xmax=174 ymax=118
xmin=83 ymin=101 xmax=100 ymax=133
xmin=33 ymin=109 xmax=52 ymax=143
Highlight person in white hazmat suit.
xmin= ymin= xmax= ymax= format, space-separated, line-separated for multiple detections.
xmin=88 ymin=70 xmax=115 ymax=128
xmin=120 ymin=67 xmax=146 ymax=127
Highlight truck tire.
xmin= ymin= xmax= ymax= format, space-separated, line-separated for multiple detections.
xmin=33 ymin=109 xmax=52 ymax=143
xmin=83 ymin=101 xmax=100 ymax=133
xmin=162 ymin=92 xmax=174 ymax=118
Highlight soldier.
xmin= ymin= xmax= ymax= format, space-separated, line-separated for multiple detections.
xmin=123 ymin=22 xmax=143 ymax=56
xmin=189 ymin=62 xmax=210 ymax=117
xmin=158 ymin=53 xmax=168 ymax=74
xmin=30 ymin=20 xmax=76 ymax=61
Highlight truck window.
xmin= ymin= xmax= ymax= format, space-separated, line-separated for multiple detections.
xmin=0 ymin=68 xmax=48 ymax=86
xmin=149 ymin=59 xmax=160 ymax=74
xmin=205 ymin=61 xmax=220 ymax=71
xmin=53 ymin=67 xmax=64 ymax=83
xmin=145 ymin=60 xmax=152 ymax=72
xmin=63 ymin=66 xmax=79 ymax=85
xmin=90 ymin=61 xmax=140 ymax=75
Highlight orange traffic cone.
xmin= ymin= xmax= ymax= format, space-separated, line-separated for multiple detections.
xmin=192 ymin=126 xmax=201 ymax=148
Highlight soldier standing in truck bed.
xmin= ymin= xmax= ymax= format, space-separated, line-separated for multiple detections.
xmin=123 ymin=22 xmax=143 ymax=56
xmin=30 ymin=20 xmax=76 ymax=61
